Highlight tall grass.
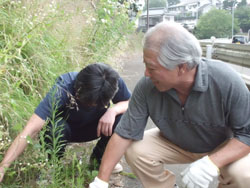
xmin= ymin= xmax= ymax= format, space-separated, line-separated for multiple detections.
xmin=0 ymin=0 xmax=135 ymax=187
xmin=0 ymin=0 xmax=75 ymax=131
xmin=81 ymin=0 xmax=135 ymax=64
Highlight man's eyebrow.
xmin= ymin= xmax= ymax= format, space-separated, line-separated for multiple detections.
xmin=145 ymin=61 xmax=156 ymax=67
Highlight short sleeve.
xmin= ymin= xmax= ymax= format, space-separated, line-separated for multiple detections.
xmin=112 ymin=77 xmax=131 ymax=103
xmin=115 ymin=77 xmax=149 ymax=140
xmin=34 ymin=73 xmax=76 ymax=120
xmin=227 ymin=78 xmax=250 ymax=146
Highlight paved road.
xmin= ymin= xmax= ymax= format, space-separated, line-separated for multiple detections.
xmin=118 ymin=51 xmax=144 ymax=188
xmin=118 ymin=51 xmax=218 ymax=188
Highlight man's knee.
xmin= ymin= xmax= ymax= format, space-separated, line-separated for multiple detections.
xmin=125 ymin=140 xmax=147 ymax=165
xmin=230 ymin=154 xmax=250 ymax=178
xmin=125 ymin=129 xmax=163 ymax=166
xmin=221 ymin=154 xmax=250 ymax=187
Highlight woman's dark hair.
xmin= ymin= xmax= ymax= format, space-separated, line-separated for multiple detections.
xmin=74 ymin=63 xmax=119 ymax=107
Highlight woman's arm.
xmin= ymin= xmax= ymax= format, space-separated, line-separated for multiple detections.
xmin=97 ymin=100 xmax=129 ymax=137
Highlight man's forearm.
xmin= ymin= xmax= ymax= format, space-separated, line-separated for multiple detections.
xmin=209 ymin=138 xmax=250 ymax=168
xmin=98 ymin=133 xmax=132 ymax=181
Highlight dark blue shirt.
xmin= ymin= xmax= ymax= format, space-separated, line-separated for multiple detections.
xmin=35 ymin=72 xmax=131 ymax=129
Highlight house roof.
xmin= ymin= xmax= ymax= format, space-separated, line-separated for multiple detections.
xmin=168 ymin=0 xmax=219 ymax=8
xmin=141 ymin=7 xmax=166 ymax=16
xmin=169 ymin=0 xmax=200 ymax=8
xmin=199 ymin=3 xmax=211 ymax=10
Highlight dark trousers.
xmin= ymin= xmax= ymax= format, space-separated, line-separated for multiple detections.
xmin=43 ymin=110 xmax=122 ymax=165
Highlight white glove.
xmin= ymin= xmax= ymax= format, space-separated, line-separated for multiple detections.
xmin=180 ymin=155 xmax=219 ymax=188
xmin=89 ymin=176 xmax=108 ymax=188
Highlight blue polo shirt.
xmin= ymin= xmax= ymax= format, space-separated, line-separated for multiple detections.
xmin=115 ymin=58 xmax=250 ymax=153
xmin=35 ymin=72 xmax=131 ymax=128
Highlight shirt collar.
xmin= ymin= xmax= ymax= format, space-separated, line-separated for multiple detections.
xmin=192 ymin=59 xmax=208 ymax=92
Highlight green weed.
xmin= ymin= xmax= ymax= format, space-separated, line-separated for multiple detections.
xmin=0 ymin=0 xmax=135 ymax=187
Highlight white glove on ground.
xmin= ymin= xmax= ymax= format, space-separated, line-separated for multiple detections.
xmin=180 ymin=155 xmax=220 ymax=188
xmin=89 ymin=176 xmax=108 ymax=188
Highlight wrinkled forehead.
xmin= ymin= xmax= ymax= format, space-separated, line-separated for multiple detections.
xmin=143 ymin=49 xmax=160 ymax=67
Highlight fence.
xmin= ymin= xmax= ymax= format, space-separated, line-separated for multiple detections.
xmin=200 ymin=42 xmax=250 ymax=88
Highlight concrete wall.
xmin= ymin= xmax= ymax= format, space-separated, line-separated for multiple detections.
xmin=200 ymin=42 xmax=250 ymax=88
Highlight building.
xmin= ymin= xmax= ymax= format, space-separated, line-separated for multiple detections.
xmin=134 ymin=0 xmax=145 ymax=11
xmin=137 ymin=0 xmax=222 ymax=32
xmin=167 ymin=0 xmax=222 ymax=30
xmin=137 ymin=7 xmax=174 ymax=32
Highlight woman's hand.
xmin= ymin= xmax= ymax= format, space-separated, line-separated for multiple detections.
xmin=97 ymin=108 xmax=117 ymax=137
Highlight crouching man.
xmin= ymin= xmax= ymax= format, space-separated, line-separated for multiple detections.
xmin=90 ymin=22 xmax=250 ymax=188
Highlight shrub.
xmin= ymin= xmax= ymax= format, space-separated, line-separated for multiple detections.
xmin=0 ymin=0 xmax=135 ymax=186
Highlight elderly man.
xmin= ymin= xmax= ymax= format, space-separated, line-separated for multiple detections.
xmin=89 ymin=22 xmax=250 ymax=188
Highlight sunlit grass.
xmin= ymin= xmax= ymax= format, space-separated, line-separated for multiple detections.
xmin=0 ymin=0 xmax=135 ymax=187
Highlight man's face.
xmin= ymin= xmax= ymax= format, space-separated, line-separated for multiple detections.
xmin=143 ymin=49 xmax=179 ymax=92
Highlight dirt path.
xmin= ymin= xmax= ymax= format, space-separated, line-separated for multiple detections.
xmin=109 ymin=50 xmax=144 ymax=188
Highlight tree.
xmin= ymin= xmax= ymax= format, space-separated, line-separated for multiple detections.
xmin=235 ymin=6 xmax=250 ymax=32
xmin=237 ymin=0 xmax=247 ymax=7
xmin=223 ymin=0 xmax=236 ymax=11
xmin=222 ymin=0 xmax=247 ymax=12
xmin=194 ymin=9 xmax=239 ymax=39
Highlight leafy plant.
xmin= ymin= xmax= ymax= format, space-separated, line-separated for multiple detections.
xmin=81 ymin=0 xmax=135 ymax=64
xmin=235 ymin=6 xmax=250 ymax=33
xmin=0 ymin=0 xmax=135 ymax=187
xmin=194 ymin=8 xmax=239 ymax=39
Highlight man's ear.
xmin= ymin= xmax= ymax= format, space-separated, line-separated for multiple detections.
xmin=178 ymin=64 xmax=187 ymax=76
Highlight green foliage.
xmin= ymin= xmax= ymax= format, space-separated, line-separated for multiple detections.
xmin=3 ymin=142 xmax=96 ymax=187
xmin=222 ymin=0 xmax=247 ymax=11
xmin=121 ymin=171 xmax=137 ymax=179
xmin=43 ymin=89 xmax=66 ymax=163
xmin=237 ymin=0 xmax=247 ymax=8
xmin=0 ymin=0 xmax=75 ymax=136
xmin=0 ymin=0 xmax=135 ymax=187
xmin=235 ymin=6 xmax=250 ymax=32
xmin=1 ymin=76 xmax=97 ymax=187
xmin=81 ymin=0 xmax=135 ymax=65
xmin=0 ymin=2 xmax=77 ymax=177
xmin=223 ymin=0 xmax=235 ymax=11
xmin=194 ymin=8 xmax=239 ymax=39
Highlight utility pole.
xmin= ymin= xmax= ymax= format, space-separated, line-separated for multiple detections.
xmin=232 ymin=0 xmax=236 ymax=38
xmin=232 ymin=0 xmax=242 ymax=38
xmin=146 ymin=0 xmax=149 ymax=31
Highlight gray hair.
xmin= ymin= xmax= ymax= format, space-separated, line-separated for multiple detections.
xmin=143 ymin=22 xmax=202 ymax=70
